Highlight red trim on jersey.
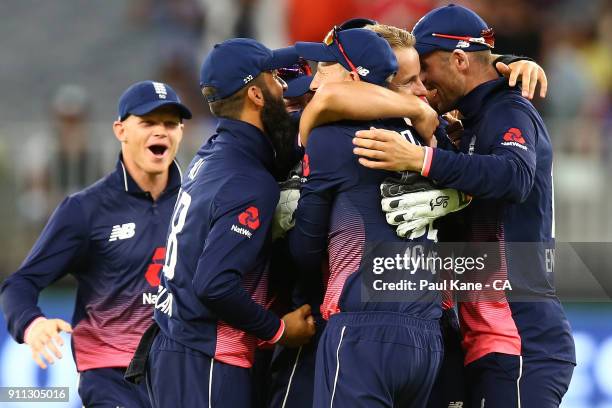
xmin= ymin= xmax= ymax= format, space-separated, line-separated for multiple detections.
xmin=268 ymin=319 xmax=285 ymax=344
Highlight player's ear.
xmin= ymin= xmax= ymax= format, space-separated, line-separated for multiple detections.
xmin=247 ymin=85 xmax=265 ymax=108
xmin=113 ymin=120 xmax=127 ymax=143
xmin=348 ymin=71 xmax=361 ymax=82
xmin=452 ymin=50 xmax=469 ymax=72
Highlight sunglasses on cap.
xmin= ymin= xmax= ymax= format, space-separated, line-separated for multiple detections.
xmin=322 ymin=26 xmax=359 ymax=74
xmin=278 ymin=58 xmax=312 ymax=81
xmin=431 ymin=28 xmax=495 ymax=49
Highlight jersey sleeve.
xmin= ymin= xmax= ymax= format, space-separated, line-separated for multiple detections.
xmin=0 ymin=195 xmax=89 ymax=343
xmin=425 ymin=104 xmax=537 ymax=203
xmin=192 ymin=175 xmax=282 ymax=341
xmin=289 ymin=126 xmax=356 ymax=279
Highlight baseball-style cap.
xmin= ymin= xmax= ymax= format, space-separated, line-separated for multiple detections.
xmin=413 ymin=4 xmax=495 ymax=56
xmin=117 ymin=81 xmax=192 ymax=121
xmin=295 ymin=28 xmax=398 ymax=86
xmin=337 ymin=17 xmax=378 ymax=31
xmin=200 ymin=38 xmax=300 ymax=102
xmin=284 ymin=76 xmax=314 ymax=98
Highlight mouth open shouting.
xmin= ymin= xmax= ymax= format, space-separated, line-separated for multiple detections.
xmin=147 ymin=142 xmax=170 ymax=160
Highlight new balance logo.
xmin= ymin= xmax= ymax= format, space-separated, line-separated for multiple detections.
xmin=356 ymin=66 xmax=370 ymax=77
xmin=231 ymin=224 xmax=253 ymax=238
xmin=109 ymin=223 xmax=136 ymax=241
xmin=152 ymin=82 xmax=167 ymax=99
xmin=448 ymin=402 xmax=464 ymax=408
xmin=456 ymin=40 xmax=470 ymax=48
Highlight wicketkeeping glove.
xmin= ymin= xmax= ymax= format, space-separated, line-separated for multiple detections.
xmin=380 ymin=172 xmax=471 ymax=238
xmin=272 ymin=173 xmax=301 ymax=240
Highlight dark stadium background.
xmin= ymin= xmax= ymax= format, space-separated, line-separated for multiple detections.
xmin=0 ymin=0 xmax=610 ymax=406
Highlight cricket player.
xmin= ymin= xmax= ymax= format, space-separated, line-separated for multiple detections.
xmin=0 ymin=80 xmax=192 ymax=407
xmin=274 ymin=16 xmax=551 ymax=406
xmin=140 ymin=38 xmax=316 ymax=408
xmin=289 ymin=28 xmax=446 ymax=408
xmin=347 ymin=5 xmax=575 ymax=407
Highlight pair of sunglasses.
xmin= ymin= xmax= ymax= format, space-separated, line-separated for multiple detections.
xmin=322 ymin=26 xmax=359 ymax=74
xmin=431 ymin=28 xmax=495 ymax=49
xmin=278 ymin=59 xmax=312 ymax=81
xmin=321 ymin=17 xmax=378 ymax=75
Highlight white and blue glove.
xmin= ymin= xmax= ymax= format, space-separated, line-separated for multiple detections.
xmin=272 ymin=174 xmax=301 ymax=240
xmin=381 ymin=172 xmax=471 ymax=238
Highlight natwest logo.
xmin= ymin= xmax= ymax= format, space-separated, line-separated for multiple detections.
xmin=143 ymin=292 xmax=157 ymax=305
xmin=238 ymin=206 xmax=260 ymax=230
xmin=501 ymin=127 xmax=527 ymax=150
xmin=503 ymin=127 xmax=525 ymax=144
xmin=231 ymin=224 xmax=253 ymax=238
xmin=144 ymin=247 xmax=166 ymax=287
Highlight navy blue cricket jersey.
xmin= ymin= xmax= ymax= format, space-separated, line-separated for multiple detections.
xmin=290 ymin=118 xmax=442 ymax=321
xmin=0 ymin=157 xmax=181 ymax=371
xmin=153 ymin=118 xmax=283 ymax=368
xmin=423 ymin=78 xmax=575 ymax=365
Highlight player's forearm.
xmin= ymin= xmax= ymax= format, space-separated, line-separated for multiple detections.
xmin=300 ymin=82 xmax=429 ymax=144
xmin=426 ymin=148 xmax=535 ymax=203
xmin=195 ymin=273 xmax=281 ymax=341
xmin=0 ymin=276 xmax=45 ymax=343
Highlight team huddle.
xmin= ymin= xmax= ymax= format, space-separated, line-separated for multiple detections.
xmin=0 ymin=5 xmax=575 ymax=408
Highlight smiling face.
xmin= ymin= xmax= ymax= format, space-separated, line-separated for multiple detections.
xmin=388 ymin=47 xmax=427 ymax=98
xmin=113 ymin=105 xmax=184 ymax=176
xmin=419 ymin=51 xmax=465 ymax=114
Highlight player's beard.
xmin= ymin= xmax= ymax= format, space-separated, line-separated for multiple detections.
xmin=261 ymin=88 xmax=299 ymax=179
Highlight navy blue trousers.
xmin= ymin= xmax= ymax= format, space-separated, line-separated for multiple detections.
xmin=313 ymin=312 xmax=443 ymax=408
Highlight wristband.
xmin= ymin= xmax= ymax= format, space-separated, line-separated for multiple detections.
xmin=421 ymin=146 xmax=433 ymax=177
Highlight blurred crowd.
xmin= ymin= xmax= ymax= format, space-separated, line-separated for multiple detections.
xmin=0 ymin=0 xmax=610 ymax=277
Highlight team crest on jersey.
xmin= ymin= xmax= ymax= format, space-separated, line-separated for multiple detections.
xmin=108 ymin=223 xmax=136 ymax=241
xmin=501 ymin=127 xmax=527 ymax=150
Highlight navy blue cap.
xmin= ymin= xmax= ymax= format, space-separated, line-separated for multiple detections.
xmin=284 ymin=75 xmax=314 ymax=98
xmin=295 ymin=28 xmax=398 ymax=86
xmin=413 ymin=4 xmax=495 ymax=56
xmin=117 ymin=81 xmax=192 ymax=121
xmin=337 ymin=17 xmax=378 ymax=31
xmin=200 ymin=38 xmax=300 ymax=102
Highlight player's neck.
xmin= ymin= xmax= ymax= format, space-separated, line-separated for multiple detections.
xmin=463 ymin=64 xmax=499 ymax=96
xmin=122 ymin=158 xmax=168 ymax=201
xmin=239 ymin=109 xmax=264 ymax=133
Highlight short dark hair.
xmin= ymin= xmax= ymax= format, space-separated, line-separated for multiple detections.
xmin=469 ymin=50 xmax=492 ymax=66
xmin=202 ymin=74 xmax=267 ymax=119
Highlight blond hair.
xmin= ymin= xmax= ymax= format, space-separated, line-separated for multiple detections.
xmin=364 ymin=24 xmax=415 ymax=49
